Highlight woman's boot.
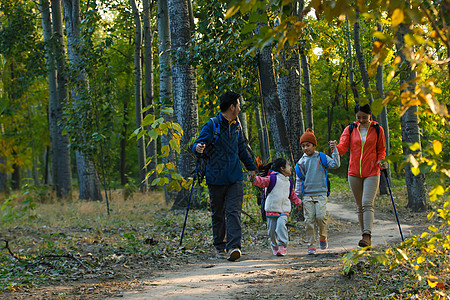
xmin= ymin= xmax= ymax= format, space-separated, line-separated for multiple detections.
xmin=358 ymin=234 xmax=371 ymax=248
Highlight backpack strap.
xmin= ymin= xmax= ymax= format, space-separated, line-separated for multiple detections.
xmin=210 ymin=117 xmax=220 ymax=145
xmin=294 ymin=163 xmax=305 ymax=196
xmin=266 ymin=173 xmax=277 ymax=195
xmin=288 ymin=178 xmax=293 ymax=198
xmin=318 ymin=152 xmax=330 ymax=197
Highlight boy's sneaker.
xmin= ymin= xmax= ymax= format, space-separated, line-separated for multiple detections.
xmin=307 ymin=248 xmax=316 ymax=255
xmin=271 ymin=245 xmax=278 ymax=256
xmin=216 ymin=249 xmax=227 ymax=259
xmin=227 ymin=248 xmax=241 ymax=261
xmin=276 ymin=245 xmax=287 ymax=256
xmin=319 ymin=239 xmax=328 ymax=250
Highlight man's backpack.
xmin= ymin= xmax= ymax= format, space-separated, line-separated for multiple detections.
xmin=294 ymin=152 xmax=330 ymax=197
xmin=258 ymin=173 xmax=294 ymax=222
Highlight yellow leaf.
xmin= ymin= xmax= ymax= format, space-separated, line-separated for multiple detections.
xmin=416 ymin=256 xmax=425 ymax=264
xmin=433 ymin=140 xmax=442 ymax=155
xmin=394 ymin=55 xmax=401 ymax=64
xmin=391 ymin=8 xmax=404 ymax=27
xmin=225 ymin=5 xmax=240 ymax=19
xmin=409 ymin=142 xmax=421 ymax=152
xmin=428 ymin=279 xmax=438 ymax=288
xmin=411 ymin=167 xmax=420 ymax=176
xmin=166 ymin=162 xmax=175 ymax=170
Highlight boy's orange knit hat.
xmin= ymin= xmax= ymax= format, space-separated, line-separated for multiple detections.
xmin=300 ymin=128 xmax=317 ymax=146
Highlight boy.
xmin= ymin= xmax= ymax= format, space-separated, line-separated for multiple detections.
xmin=295 ymin=129 xmax=340 ymax=255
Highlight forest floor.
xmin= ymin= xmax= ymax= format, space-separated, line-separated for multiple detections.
xmin=0 ymin=186 xmax=438 ymax=299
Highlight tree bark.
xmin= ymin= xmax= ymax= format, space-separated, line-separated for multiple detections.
xmin=158 ymin=0 xmax=176 ymax=204
xmin=301 ymin=52 xmax=314 ymax=131
xmin=376 ymin=23 xmax=390 ymax=195
xmin=40 ymin=0 xmax=58 ymax=189
xmin=168 ymin=0 xmax=199 ymax=209
xmin=346 ymin=16 xmax=359 ymax=101
xmin=143 ymin=0 xmax=157 ymax=187
xmin=62 ymin=0 xmax=102 ymax=200
xmin=130 ymin=0 xmax=148 ymax=193
xmin=49 ymin=0 xmax=73 ymax=198
xmin=354 ymin=9 xmax=374 ymax=105
xmin=258 ymin=44 xmax=293 ymax=162
xmin=277 ymin=45 xmax=304 ymax=162
xmin=254 ymin=103 xmax=270 ymax=164
xmin=396 ymin=23 xmax=427 ymax=211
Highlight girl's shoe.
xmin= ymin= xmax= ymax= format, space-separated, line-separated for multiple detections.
xmin=271 ymin=245 xmax=278 ymax=255
xmin=358 ymin=234 xmax=371 ymax=248
xmin=276 ymin=245 xmax=287 ymax=256
xmin=307 ymin=248 xmax=316 ymax=255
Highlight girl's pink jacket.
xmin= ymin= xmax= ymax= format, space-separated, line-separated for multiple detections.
xmin=336 ymin=121 xmax=386 ymax=178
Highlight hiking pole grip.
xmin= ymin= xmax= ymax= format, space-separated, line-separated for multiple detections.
xmin=382 ymin=168 xmax=405 ymax=242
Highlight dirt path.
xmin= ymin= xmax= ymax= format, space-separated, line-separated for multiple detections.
xmin=116 ymin=200 xmax=419 ymax=299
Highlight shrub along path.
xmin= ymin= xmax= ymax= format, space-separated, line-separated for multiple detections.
xmin=117 ymin=200 xmax=424 ymax=300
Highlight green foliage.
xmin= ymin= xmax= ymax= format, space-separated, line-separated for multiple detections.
xmin=132 ymin=105 xmax=191 ymax=191
xmin=1 ymin=188 xmax=38 ymax=222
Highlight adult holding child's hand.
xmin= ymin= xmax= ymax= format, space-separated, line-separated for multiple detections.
xmin=333 ymin=103 xmax=387 ymax=249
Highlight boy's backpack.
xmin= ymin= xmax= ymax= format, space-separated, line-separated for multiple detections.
xmin=259 ymin=173 xmax=294 ymax=221
xmin=294 ymin=152 xmax=330 ymax=197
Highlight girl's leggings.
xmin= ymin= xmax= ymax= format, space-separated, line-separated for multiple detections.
xmin=348 ymin=175 xmax=380 ymax=235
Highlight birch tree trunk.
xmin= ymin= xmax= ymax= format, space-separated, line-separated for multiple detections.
xmin=62 ymin=0 xmax=102 ymax=200
xmin=39 ymin=0 xmax=58 ymax=188
xmin=301 ymin=53 xmax=314 ymax=131
xmin=158 ymin=0 xmax=176 ymax=204
xmin=258 ymin=44 xmax=293 ymax=162
xmin=255 ymin=103 xmax=270 ymax=163
xmin=130 ymin=0 xmax=148 ymax=192
xmin=51 ymin=0 xmax=73 ymax=198
xmin=354 ymin=9 xmax=374 ymax=105
xmin=168 ymin=0 xmax=199 ymax=209
xmin=346 ymin=17 xmax=359 ymax=101
xmin=396 ymin=23 xmax=427 ymax=211
xmin=143 ymin=0 xmax=157 ymax=187
xmin=376 ymin=23 xmax=390 ymax=195
xmin=277 ymin=45 xmax=304 ymax=162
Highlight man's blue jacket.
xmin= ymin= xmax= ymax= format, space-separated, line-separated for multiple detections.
xmin=192 ymin=113 xmax=256 ymax=185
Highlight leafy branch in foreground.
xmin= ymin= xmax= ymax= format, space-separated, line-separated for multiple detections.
xmin=131 ymin=105 xmax=192 ymax=192
xmin=342 ymin=141 xmax=450 ymax=298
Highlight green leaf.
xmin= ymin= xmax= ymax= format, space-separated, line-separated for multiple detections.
xmin=156 ymin=163 xmax=164 ymax=174
xmin=161 ymin=107 xmax=174 ymax=114
xmin=169 ymin=139 xmax=181 ymax=154
xmin=172 ymin=123 xmax=183 ymax=135
xmin=142 ymin=114 xmax=156 ymax=127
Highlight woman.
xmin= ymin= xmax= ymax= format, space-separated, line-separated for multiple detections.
xmin=331 ymin=103 xmax=388 ymax=248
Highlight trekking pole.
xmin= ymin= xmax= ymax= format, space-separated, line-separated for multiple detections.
xmin=179 ymin=157 xmax=201 ymax=246
xmin=382 ymin=169 xmax=404 ymax=242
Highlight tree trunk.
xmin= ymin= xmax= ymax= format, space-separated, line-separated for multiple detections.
xmin=62 ymin=0 xmax=102 ymax=200
xmin=143 ymin=0 xmax=157 ymax=187
xmin=301 ymin=52 xmax=314 ymax=131
xmin=158 ymin=0 xmax=176 ymax=204
xmin=255 ymin=103 xmax=270 ymax=164
xmin=354 ymin=9 xmax=374 ymax=105
xmin=346 ymin=16 xmax=359 ymax=101
xmin=120 ymin=100 xmax=128 ymax=185
xmin=168 ymin=0 xmax=199 ymax=209
xmin=396 ymin=23 xmax=427 ymax=211
xmin=277 ymin=45 xmax=304 ymax=162
xmin=130 ymin=0 xmax=149 ymax=193
xmin=51 ymin=0 xmax=73 ymax=199
xmin=376 ymin=23 xmax=390 ymax=195
xmin=238 ymin=96 xmax=249 ymax=139
xmin=39 ymin=0 xmax=58 ymax=189
xmin=258 ymin=44 xmax=293 ymax=162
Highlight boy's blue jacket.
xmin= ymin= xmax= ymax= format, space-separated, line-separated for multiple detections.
xmin=192 ymin=113 xmax=256 ymax=185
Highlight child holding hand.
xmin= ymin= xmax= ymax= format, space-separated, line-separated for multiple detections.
xmin=295 ymin=129 xmax=340 ymax=255
xmin=251 ymin=158 xmax=302 ymax=256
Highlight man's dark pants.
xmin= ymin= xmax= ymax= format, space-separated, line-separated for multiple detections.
xmin=208 ymin=181 xmax=243 ymax=252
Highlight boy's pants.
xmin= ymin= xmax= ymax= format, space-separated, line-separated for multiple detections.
xmin=303 ymin=195 xmax=328 ymax=249
xmin=348 ymin=175 xmax=380 ymax=235
xmin=267 ymin=215 xmax=288 ymax=247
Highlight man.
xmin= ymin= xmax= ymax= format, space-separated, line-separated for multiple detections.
xmin=192 ymin=91 xmax=256 ymax=261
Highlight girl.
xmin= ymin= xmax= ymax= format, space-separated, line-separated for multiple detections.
xmin=251 ymin=158 xmax=302 ymax=256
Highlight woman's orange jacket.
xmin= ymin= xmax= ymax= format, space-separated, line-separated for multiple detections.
xmin=336 ymin=121 xmax=386 ymax=178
